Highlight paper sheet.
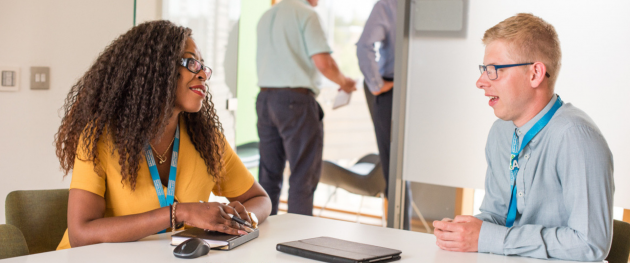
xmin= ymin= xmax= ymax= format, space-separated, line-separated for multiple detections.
xmin=332 ymin=90 xmax=351 ymax=110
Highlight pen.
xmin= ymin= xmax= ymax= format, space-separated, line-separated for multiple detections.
xmin=228 ymin=214 xmax=254 ymax=233
xmin=200 ymin=200 xmax=254 ymax=233
xmin=228 ymin=214 xmax=252 ymax=228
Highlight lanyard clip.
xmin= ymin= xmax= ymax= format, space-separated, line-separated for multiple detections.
xmin=509 ymin=154 xmax=520 ymax=171
xmin=509 ymin=159 xmax=519 ymax=171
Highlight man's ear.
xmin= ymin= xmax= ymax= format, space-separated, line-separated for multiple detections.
xmin=530 ymin=62 xmax=547 ymax=88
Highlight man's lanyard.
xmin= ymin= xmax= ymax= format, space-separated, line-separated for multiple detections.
xmin=506 ymin=96 xmax=563 ymax=228
xmin=144 ymin=125 xmax=180 ymax=232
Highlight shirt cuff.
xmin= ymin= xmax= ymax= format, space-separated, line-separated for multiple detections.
xmin=366 ymin=77 xmax=383 ymax=94
xmin=478 ymin=221 xmax=508 ymax=255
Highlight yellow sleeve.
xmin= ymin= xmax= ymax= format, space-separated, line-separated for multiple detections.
xmin=212 ymin=139 xmax=255 ymax=198
xmin=69 ymin=137 xmax=107 ymax=198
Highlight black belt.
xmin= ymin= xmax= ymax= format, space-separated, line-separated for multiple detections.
xmin=260 ymin=87 xmax=312 ymax=95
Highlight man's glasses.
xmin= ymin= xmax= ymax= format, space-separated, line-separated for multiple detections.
xmin=479 ymin=63 xmax=551 ymax=80
xmin=180 ymin=58 xmax=213 ymax=79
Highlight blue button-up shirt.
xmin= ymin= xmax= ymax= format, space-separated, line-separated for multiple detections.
xmin=476 ymin=94 xmax=615 ymax=261
xmin=356 ymin=0 xmax=397 ymax=93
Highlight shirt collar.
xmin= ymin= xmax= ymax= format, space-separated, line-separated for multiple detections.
xmin=295 ymin=0 xmax=311 ymax=5
xmin=514 ymin=94 xmax=558 ymax=137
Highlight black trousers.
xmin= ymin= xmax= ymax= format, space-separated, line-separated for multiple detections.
xmin=364 ymin=82 xmax=412 ymax=230
xmin=256 ymin=89 xmax=324 ymax=216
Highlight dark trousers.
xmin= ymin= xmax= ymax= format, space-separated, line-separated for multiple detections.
xmin=364 ymin=82 xmax=412 ymax=230
xmin=256 ymin=89 xmax=324 ymax=216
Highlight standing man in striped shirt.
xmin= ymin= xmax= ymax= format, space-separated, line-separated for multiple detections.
xmin=357 ymin=0 xmax=412 ymax=230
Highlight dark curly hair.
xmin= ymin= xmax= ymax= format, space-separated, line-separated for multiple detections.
xmin=55 ymin=20 xmax=225 ymax=190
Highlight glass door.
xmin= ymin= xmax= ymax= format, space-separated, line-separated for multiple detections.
xmin=162 ymin=0 xmax=241 ymax=147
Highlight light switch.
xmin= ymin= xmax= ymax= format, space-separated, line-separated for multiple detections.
xmin=31 ymin=67 xmax=50 ymax=90
xmin=0 ymin=67 xmax=20 ymax=92
xmin=2 ymin=71 xmax=15 ymax=86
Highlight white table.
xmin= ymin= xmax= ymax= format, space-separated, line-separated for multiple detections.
xmin=1 ymin=214 xmax=586 ymax=262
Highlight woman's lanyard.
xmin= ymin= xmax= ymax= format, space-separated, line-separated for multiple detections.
xmin=144 ymin=125 xmax=180 ymax=232
xmin=506 ymin=96 xmax=563 ymax=228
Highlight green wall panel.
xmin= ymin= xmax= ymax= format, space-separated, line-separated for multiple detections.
xmin=236 ymin=0 xmax=270 ymax=146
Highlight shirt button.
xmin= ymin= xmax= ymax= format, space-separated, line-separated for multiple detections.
xmin=517 ymin=130 xmax=522 ymax=135
xmin=518 ymin=192 xmax=524 ymax=197
xmin=524 ymin=154 xmax=529 ymax=159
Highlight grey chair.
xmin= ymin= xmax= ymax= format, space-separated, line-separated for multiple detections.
xmin=236 ymin=141 xmax=260 ymax=169
xmin=319 ymin=154 xmax=387 ymax=224
xmin=320 ymin=154 xmax=432 ymax=232
xmin=5 ymin=189 xmax=69 ymax=254
xmin=0 ymin=224 xmax=29 ymax=259
xmin=606 ymin=219 xmax=630 ymax=263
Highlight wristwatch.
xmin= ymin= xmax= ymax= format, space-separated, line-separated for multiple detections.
xmin=248 ymin=212 xmax=258 ymax=229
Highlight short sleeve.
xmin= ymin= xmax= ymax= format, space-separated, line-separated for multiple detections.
xmin=303 ymin=12 xmax=332 ymax=57
xmin=69 ymin=138 xmax=107 ymax=197
xmin=212 ymin=140 xmax=256 ymax=198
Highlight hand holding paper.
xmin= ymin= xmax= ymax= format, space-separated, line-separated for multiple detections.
xmin=332 ymin=90 xmax=352 ymax=110
xmin=339 ymin=77 xmax=357 ymax=93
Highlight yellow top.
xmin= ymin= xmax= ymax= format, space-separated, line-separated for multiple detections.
xmin=57 ymin=119 xmax=254 ymax=250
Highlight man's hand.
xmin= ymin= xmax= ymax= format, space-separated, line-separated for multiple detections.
xmin=339 ymin=77 xmax=357 ymax=93
xmin=372 ymin=80 xmax=394 ymax=96
xmin=433 ymin=215 xmax=482 ymax=252
xmin=312 ymin=53 xmax=356 ymax=93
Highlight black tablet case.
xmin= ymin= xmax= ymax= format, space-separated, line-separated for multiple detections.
xmin=277 ymin=237 xmax=402 ymax=263
xmin=171 ymin=227 xmax=259 ymax=251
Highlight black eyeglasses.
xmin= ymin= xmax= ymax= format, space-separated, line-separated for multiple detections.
xmin=479 ymin=63 xmax=551 ymax=80
xmin=180 ymin=58 xmax=213 ymax=79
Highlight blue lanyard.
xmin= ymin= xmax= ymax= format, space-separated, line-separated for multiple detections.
xmin=506 ymin=96 xmax=563 ymax=228
xmin=144 ymin=124 xmax=180 ymax=232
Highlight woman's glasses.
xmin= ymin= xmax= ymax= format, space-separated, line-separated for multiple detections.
xmin=180 ymin=58 xmax=213 ymax=79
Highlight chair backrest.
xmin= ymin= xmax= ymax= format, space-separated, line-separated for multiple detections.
xmin=356 ymin=153 xmax=380 ymax=165
xmin=5 ymin=189 xmax=69 ymax=254
xmin=320 ymin=154 xmax=386 ymax=197
xmin=236 ymin=142 xmax=261 ymax=169
xmin=606 ymin=219 xmax=630 ymax=263
xmin=0 ymin=224 xmax=29 ymax=259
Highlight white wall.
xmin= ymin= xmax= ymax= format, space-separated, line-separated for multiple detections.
xmin=136 ymin=0 xmax=163 ymax=25
xmin=402 ymin=0 xmax=630 ymax=208
xmin=0 ymin=0 xmax=134 ymax=223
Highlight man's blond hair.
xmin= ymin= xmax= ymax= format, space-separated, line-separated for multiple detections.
xmin=483 ymin=13 xmax=561 ymax=90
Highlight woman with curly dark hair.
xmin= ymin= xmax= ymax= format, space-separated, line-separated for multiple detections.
xmin=54 ymin=20 xmax=271 ymax=250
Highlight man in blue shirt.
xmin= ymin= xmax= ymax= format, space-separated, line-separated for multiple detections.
xmin=432 ymin=13 xmax=614 ymax=261
xmin=357 ymin=0 xmax=412 ymax=230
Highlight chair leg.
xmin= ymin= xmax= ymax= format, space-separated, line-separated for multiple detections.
xmin=318 ymin=187 xmax=337 ymax=217
xmin=356 ymin=195 xmax=365 ymax=223
xmin=380 ymin=193 xmax=386 ymax=227
xmin=410 ymin=200 xmax=431 ymax=233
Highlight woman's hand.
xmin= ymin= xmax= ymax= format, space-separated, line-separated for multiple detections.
xmin=227 ymin=201 xmax=252 ymax=224
xmin=177 ymin=202 xmax=248 ymax=235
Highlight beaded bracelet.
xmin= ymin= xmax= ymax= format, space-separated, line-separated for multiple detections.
xmin=171 ymin=202 xmax=178 ymax=233
xmin=169 ymin=204 xmax=173 ymax=229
